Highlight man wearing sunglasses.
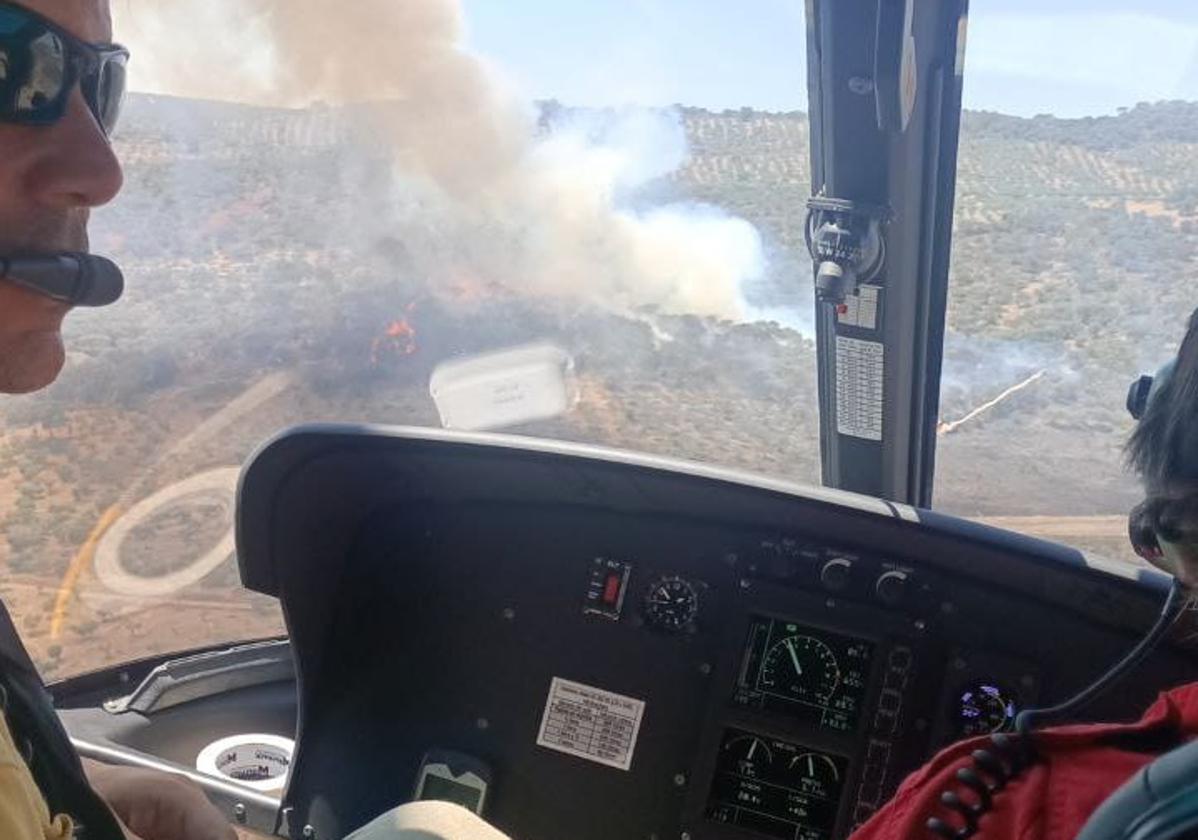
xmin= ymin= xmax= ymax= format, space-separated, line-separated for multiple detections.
xmin=0 ymin=0 xmax=124 ymax=394
xmin=0 ymin=2 xmax=517 ymax=839
xmin=0 ymin=3 xmax=248 ymax=840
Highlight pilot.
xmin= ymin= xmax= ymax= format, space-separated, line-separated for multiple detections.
xmin=0 ymin=1 xmax=511 ymax=839
xmin=851 ymin=308 xmax=1198 ymax=840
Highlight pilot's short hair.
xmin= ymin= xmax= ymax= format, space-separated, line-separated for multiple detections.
xmin=1127 ymin=307 xmax=1198 ymax=490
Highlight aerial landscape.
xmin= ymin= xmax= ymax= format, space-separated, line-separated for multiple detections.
xmin=1 ymin=93 xmax=1196 ymax=678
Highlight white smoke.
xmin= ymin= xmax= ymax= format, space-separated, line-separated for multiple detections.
xmin=116 ymin=0 xmax=767 ymax=321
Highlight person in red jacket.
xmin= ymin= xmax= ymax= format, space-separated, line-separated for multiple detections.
xmin=851 ymin=307 xmax=1198 ymax=840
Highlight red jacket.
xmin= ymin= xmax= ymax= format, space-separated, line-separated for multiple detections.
xmin=850 ymin=683 xmax=1198 ymax=840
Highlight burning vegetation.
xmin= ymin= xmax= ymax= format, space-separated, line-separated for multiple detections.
xmin=371 ymin=303 xmax=420 ymax=367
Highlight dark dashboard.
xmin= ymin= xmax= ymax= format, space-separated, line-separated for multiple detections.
xmin=210 ymin=425 xmax=1197 ymax=840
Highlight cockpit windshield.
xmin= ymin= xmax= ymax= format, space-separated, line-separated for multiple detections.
xmin=935 ymin=4 xmax=1198 ymax=561
xmin=0 ymin=0 xmax=1194 ymax=679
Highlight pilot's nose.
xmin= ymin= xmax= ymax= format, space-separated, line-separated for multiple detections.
xmin=23 ymin=90 xmax=124 ymax=210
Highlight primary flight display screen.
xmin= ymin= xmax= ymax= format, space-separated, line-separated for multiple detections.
xmin=733 ymin=616 xmax=874 ymax=732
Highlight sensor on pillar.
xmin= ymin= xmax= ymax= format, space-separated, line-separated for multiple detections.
xmin=804 ymin=196 xmax=890 ymax=307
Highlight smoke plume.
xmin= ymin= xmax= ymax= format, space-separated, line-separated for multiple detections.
xmin=118 ymin=0 xmax=768 ymax=320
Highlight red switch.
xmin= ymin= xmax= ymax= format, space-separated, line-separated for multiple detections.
xmin=603 ymin=574 xmax=622 ymax=605
xmin=583 ymin=558 xmax=632 ymax=620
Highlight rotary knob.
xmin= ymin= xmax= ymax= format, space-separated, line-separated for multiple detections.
xmin=875 ymin=570 xmax=909 ymax=606
xmin=820 ymin=557 xmax=854 ymax=593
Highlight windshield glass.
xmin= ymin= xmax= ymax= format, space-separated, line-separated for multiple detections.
xmin=934 ymin=3 xmax=1198 ymax=565
xmin=1 ymin=2 xmax=1194 ymax=681
xmin=1 ymin=0 xmax=817 ymax=679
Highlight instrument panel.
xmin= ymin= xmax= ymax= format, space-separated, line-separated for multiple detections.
xmin=234 ymin=427 xmax=1196 ymax=840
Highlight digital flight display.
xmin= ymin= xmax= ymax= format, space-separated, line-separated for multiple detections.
xmin=733 ymin=616 xmax=875 ymax=732
xmin=706 ymin=728 xmax=848 ymax=840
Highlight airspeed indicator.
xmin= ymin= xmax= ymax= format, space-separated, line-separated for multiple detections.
xmin=733 ymin=617 xmax=876 ymax=732
xmin=760 ymin=634 xmax=841 ymax=705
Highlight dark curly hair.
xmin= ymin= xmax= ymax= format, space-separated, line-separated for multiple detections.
xmin=1126 ymin=308 xmax=1198 ymax=552
xmin=1127 ymin=308 xmax=1198 ymax=489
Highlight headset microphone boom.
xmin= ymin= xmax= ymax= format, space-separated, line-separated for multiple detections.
xmin=0 ymin=253 xmax=124 ymax=308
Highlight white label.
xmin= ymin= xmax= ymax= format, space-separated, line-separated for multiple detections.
xmin=837 ymin=286 xmax=880 ymax=330
xmin=836 ymin=337 xmax=885 ymax=441
xmin=536 ymin=678 xmax=645 ymax=771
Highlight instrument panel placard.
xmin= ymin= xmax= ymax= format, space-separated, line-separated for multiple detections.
xmin=536 ymin=678 xmax=646 ymax=771
xmin=733 ymin=616 xmax=875 ymax=732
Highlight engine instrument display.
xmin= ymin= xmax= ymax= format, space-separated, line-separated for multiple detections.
xmin=706 ymin=728 xmax=848 ymax=840
xmin=733 ymin=616 xmax=874 ymax=732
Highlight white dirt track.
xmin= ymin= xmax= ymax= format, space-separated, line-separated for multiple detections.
xmin=92 ymin=467 xmax=241 ymax=597
xmin=85 ymin=373 xmax=295 ymax=600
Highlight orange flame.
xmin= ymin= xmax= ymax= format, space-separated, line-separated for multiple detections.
xmin=371 ymin=302 xmax=419 ymax=366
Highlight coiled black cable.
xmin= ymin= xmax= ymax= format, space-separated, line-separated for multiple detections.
xmin=926 ymin=581 xmax=1187 ymax=839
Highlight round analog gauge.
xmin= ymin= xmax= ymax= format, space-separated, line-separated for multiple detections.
xmin=760 ymin=634 xmax=841 ymax=705
xmin=957 ymin=682 xmax=1017 ymax=737
xmin=643 ymin=576 xmax=699 ymax=631
xmin=790 ymin=752 xmax=841 ymax=788
xmin=724 ymin=734 xmax=774 ymax=775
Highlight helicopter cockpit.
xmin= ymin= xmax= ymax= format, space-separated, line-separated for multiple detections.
xmin=4 ymin=1 xmax=1198 ymax=840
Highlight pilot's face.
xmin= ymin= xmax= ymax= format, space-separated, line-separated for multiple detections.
xmin=0 ymin=0 xmax=123 ymax=394
xmin=1131 ymin=481 xmax=1198 ymax=589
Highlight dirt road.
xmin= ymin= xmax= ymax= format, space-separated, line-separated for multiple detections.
xmin=975 ymin=515 xmax=1128 ymax=540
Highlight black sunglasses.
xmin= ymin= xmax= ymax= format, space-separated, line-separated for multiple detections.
xmin=0 ymin=1 xmax=128 ymax=136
